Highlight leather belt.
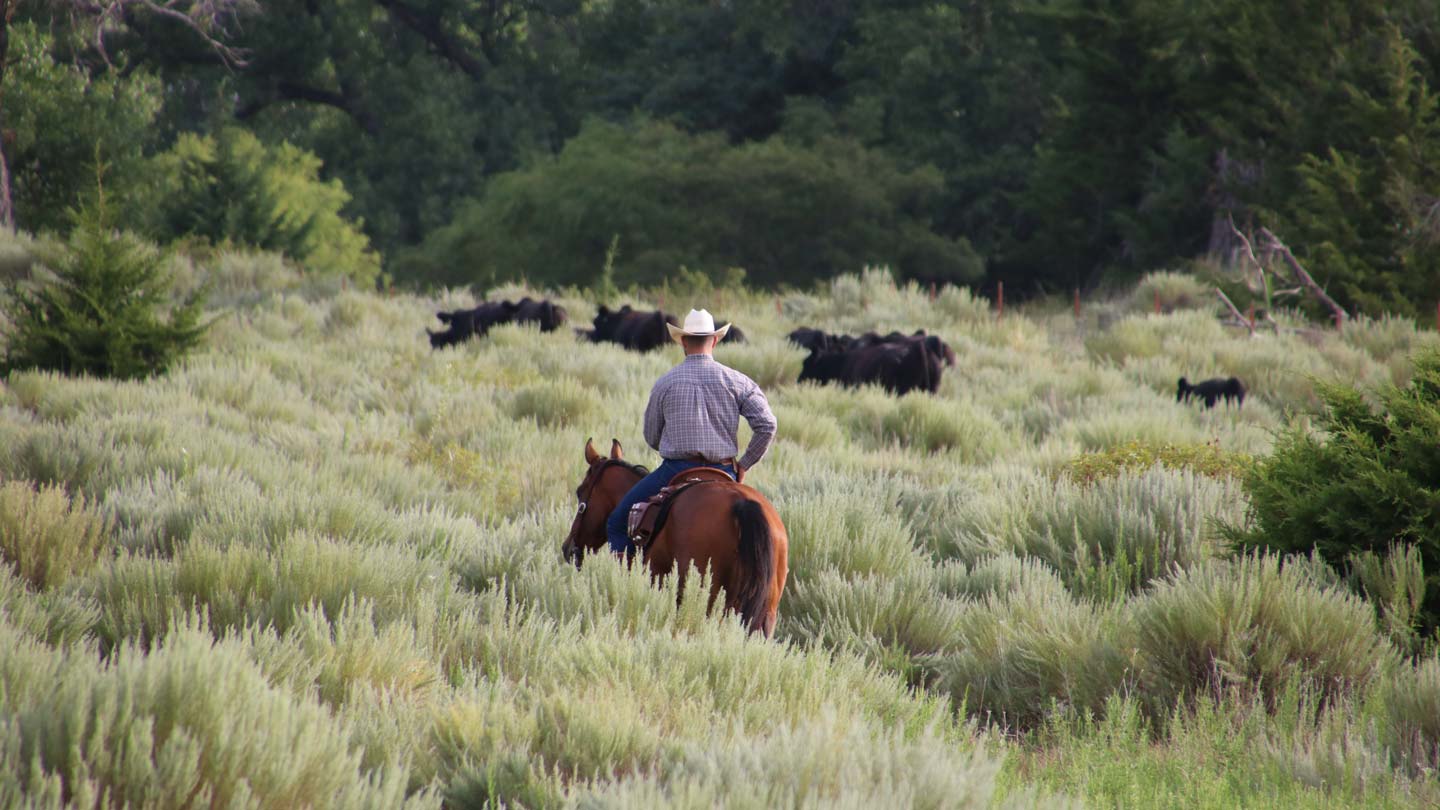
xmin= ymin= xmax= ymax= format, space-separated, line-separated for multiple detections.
xmin=676 ymin=453 xmax=736 ymax=466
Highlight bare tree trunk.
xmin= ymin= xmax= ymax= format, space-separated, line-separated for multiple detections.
xmin=0 ymin=0 xmax=15 ymax=231
xmin=0 ymin=137 xmax=12 ymax=231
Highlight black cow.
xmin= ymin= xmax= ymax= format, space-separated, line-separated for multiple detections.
xmin=428 ymin=300 xmax=520 ymax=349
xmin=512 ymin=297 xmax=568 ymax=332
xmin=586 ymin=305 xmax=677 ymax=352
xmin=719 ymin=324 xmax=747 ymax=344
xmin=799 ymin=337 xmax=941 ymax=395
xmin=790 ymin=327 xmax=954 ymax=368
xmin=788 ymin=328 xmax=852 ymax=354
xmin=855 ymin=330 xmax=956 ymax=368
xmin=1177 ymin=376 xmax=1247 ymax=409
xmin=585 ymin=306 xmax=745 ymax=351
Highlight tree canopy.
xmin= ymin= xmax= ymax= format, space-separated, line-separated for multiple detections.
xmin=2 ymin=0 xmax=1437 ymax=310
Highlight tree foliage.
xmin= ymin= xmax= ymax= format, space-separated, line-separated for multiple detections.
xmin=0 ymin=198 xmax=207 ymax=380
xmin=2 ymin=23 xmax=161 ymax=234
xmin=131 ymin=128 xmax=380 ymax=285
xmin=399 ymin=119 xmax=980 ymax=290
xmin=1228 ymin=350 xmax=1440 ymax=637
xmin=5 ymin=0 xmax=1439 ymax=311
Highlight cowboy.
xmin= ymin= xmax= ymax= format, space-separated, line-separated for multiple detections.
xmin=606 ymin=308 xmax=777 ymax=557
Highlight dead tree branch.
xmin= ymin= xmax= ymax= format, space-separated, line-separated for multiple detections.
xmin=65 ymin=0 xmax=256 ymax=68
xmin=1215 ymin=287 xmax=1255 ymax=336
xmin=1258 ymin=227 xmax=1350 ymax=326
xmin=1227 ymin=213 xmax=1270 ymax=298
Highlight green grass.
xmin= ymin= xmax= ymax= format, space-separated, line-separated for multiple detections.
xmin=1 ymin=253 xmax=1437 ymax=807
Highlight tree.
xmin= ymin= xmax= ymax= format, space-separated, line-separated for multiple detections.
xmin=0 ymin=190 xmax=208 ymax=380
xmin=131 ymin=127 xmax=380 ymax=284
xmin=398 ymin=118 xmax=981 ymax=290
xmin=1 ymin=22 xmax=160 ymax=233
xmin=1267 ymin=23 xmax=1440 ymax=318
xmin=0 ymin=0 xmax=253 ymax=229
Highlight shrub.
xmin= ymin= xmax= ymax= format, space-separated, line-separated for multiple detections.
xmin=1132 ymin=270 xmax=1213 ymax=313
xmin=576 ymin=711 xmax=1010 ymax=810
xmin=1130 ymin=556 xmax=1393 ymax=713
xmin=1227 ymin=349 xmax=1440 ymax=634
xmin=1374 ymin=655 xmax=1440 ymax=774
xmin=507 ymin=378 xmax=599 ymax=428
xmin=0 ymin=480 xmax=110 ymax=589
xmin=134 ymin=128 xmax=380 ymax=286
xmin=0 ymin=200 xmax=208 ymax=380
xmin=928 ymin=577 xmax=1128 ymax=729
xmin=0 ymin=620 xmax=431 ymax=809
xmin=1065 ymin=440 xmax=1253 ymax=484
xmin=939 ymin=467 xmax=1242 ymax=600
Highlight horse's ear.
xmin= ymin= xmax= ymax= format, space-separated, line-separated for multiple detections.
xmin=610 ymin=439 xmax=624 ymax=460
xmin=584 ymin=438 xmax=600 ymax=464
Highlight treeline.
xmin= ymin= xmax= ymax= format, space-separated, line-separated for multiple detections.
xmin=3 ymin=0 xmax=1439 ymax=314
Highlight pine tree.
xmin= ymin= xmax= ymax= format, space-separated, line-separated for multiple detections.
xmin=0 ymin=188 xmax=208 ymax=380
xmin=1278 ymin=23 xmax=1440 ymax=318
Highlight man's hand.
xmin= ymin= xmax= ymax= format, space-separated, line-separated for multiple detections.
xmin=734 ymin=464 xmax=747 ymax=484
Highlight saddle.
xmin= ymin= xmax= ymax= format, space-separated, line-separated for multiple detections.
xmin=627 ymin=467 xmax=735 ymax=548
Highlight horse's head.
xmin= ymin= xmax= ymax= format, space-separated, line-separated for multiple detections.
xmin=561 ymin=437 xmax=643 ymax=567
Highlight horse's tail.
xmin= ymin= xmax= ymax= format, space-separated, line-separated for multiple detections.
xmin=732 ymin=498 xmax=775 ymax=635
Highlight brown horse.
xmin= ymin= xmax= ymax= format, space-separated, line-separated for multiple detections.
xmin=561 ymin=438 xmax=788 ymax=637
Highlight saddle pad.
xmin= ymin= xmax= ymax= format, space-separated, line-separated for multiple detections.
xmin=627 ymin=467 xmax=735 ymax=547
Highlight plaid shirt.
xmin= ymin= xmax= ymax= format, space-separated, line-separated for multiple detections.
xmin=643 ymin=354 xmax=776 ymax=470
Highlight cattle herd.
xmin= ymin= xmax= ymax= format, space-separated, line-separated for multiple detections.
xmin=428 ymin=300 xmax=744 ymax=352
xmin=424 ymin=296 xmax=1247 ymax=404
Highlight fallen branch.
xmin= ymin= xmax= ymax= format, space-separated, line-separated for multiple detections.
xmin=1258 ymin=227 xmax=1349 ymax=326
xmin=1214 ymin=288 xmax=1255 ymax=336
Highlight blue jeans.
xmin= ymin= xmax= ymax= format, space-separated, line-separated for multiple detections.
xmin=607 ymin=459 xmax=736 ymax=554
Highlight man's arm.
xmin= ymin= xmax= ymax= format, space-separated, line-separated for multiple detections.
xmin=736 ymin=385 xmax=776 ymax=472
xmin=643 ymin=382 xmax=666 ymax=452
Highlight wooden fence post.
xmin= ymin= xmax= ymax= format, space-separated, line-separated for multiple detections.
xmin=997 ymin=281 xmax=1004 ymax=320
xmin=1074 ymin=288 xmax=1081 ymax=319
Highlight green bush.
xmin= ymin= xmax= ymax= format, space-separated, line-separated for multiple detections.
xmin=1066 ymin=440 xmax=1253 ymax=485
xmin=1130 ymin=556 xmax=1393 ymax=712
xmin=399 ymin=118 xmax=982 ymax=290
xmin=133 ymin=128 xmax=380 ymax=286
xmin=1132 ymin=270 xmax=1213 ymax=314
xmin=929 ymin=577 xmax=1128 ymax=729
xmin=0 ymin=201 xmax=208 ymax=380
xmin=0 ymin=620 xmax=430 ymax=809
xmin=1375 ymin=655 xmax=1440 ymax=774
xmin=1227 ymin=349 xmax=1440 ymax=634
xmin=0 ymin=481 xmax=110 ymax=590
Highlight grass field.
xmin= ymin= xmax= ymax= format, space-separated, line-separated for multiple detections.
xmin=2 ymin=253 xmax=1439 ymax=808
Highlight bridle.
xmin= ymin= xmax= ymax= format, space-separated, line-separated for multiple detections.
xmin=564 ymin=458 xmax=648 ymax=566
xmin=573 ymin=458 xmax=648 ymax=522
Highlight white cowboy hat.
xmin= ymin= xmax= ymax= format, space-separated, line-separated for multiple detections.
xmin=666 ymin=308 xmax=731 ymax=343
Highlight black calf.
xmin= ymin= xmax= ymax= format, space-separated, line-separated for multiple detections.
xmin=1177 ymin=376 xmax=1247 ymax=409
